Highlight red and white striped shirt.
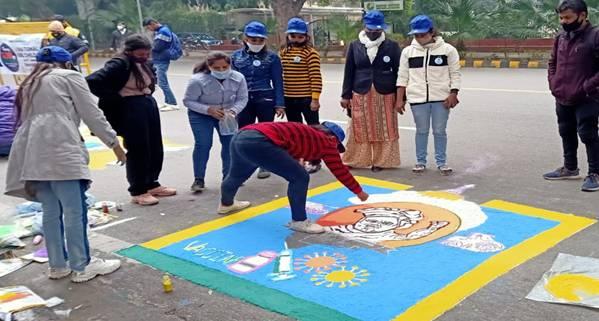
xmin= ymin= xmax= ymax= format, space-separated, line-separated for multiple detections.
xmin=242 ymin=122 xmax=363 ymax=195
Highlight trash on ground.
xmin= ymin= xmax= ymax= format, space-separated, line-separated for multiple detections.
xmin=527 ymin=253 xmax=599 ymax=308
xmin=87 ymin=209 xmax=118 ymax=227
xmin=0 ymin=259 xmax=31 ymax=278
xmin=0 ymin=286 xmax=46 ymax=313
xmin=21 ymin=248 xmax=48 ymax=263
xmin=45 ymin=297 xmax=64 ymax=308
xmin=32 ymin=235 xmax=43 ymax=246
xmin=53 ymin=309 xmax=71 ymax=318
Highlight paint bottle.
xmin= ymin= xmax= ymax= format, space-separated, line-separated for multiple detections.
xmin=162 ymin=274 xmax=173 ymax=293
xmin=102 ymin=204 xmax=110 ymax=215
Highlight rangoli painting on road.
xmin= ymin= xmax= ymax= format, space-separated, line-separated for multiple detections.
xmin=119 ymin=177 xmax=595 ymax=321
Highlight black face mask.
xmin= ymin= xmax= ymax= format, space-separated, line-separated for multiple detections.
xmin=561 ymin=16 xmax=583 ymax=32
xmin=366 ymin=31 xmax=383 ymax=41
xmin=51 ymin=32 xmax=63 ymax=38
xmin=132 ymin=57 xmax=148 ymax=63
xmin=291 ymin=41 xmax=306 ymax=47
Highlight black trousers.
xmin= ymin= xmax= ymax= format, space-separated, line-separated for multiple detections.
xmin=121 ymin=96 xmax=164 ymax=196
xmin=237 ymin=90 xmax=276 ymax=129
xmin=556 ymin=100 xmax=599 ymax=175
xmin=285 ymin=97 xmax=319 ymax=125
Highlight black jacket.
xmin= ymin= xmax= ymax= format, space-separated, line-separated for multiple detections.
xmin=111 ymin=29 xmax=133 ymax=50
xmin=341 ymin=39 xmax=401 ymax=99
xmin=86 ymin=57 xmax=155 ymax=135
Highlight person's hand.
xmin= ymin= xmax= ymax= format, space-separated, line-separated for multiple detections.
xmin=395 ymin=99 xmax=406 ymax=115
xmin=275 ymin=107 xmax=285 ymax=119
xmin=357 ymin=191 xmax=369 ymax=202
xmin=340 ymin=98 xmax=350 ymax=109
xmin=208 ymin=107 xmax=225 ymax=120
xmin=310 ymin=99 xmax=320 ymax=111
xmin=443 ymin=93 xmax=459 ymax=109
xmin=113 ymin=145 xmax=127 ymax=165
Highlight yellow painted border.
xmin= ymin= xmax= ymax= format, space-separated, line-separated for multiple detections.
xmin=140 ymin=177 xmax=595 ymax=321
xmin=142 ymin=176 xmax=411 ymax=250
xmin=393 ymin=200 xmax=595 ymax=321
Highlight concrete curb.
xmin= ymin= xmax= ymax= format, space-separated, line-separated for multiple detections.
xmin=88 ymin=52 xmax=548 ymax=69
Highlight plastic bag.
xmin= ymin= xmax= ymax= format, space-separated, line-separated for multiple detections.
xmin=219 ymin=111 xmax=238 ymax=136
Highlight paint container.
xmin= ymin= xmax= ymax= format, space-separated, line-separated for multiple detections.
xmin=162 ymin=274 xmax=173 ymax=293
xmin=102 ymin=204 xmax=110 ymax=214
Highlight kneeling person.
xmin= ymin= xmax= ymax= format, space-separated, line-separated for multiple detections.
xmin=219 ymin=121 xmax=369 ymax=234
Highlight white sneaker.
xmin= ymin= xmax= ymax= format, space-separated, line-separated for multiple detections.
xmin=49 ymin=267 xmax=72 ymax=280
xmin=159 ymin=104 xmax=178 ymax=112
xmin=217 ymin=200 xmax=251 ymax=215
xmin=287 ymin=220 xmax=325 ymax=234
xmin=71 ymin=257 xmax=121 ymax=283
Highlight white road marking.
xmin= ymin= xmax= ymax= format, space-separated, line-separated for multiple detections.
xmin=168 ymin=73 xmax=548 ymax=94
xmin=91 ymin=217 xmax=138 ymax=231
xmin=322 ymin=119 xmax=416 ymax=131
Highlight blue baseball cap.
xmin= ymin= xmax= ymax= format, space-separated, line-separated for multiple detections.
xmin=322 ymin=121 xmax=346 ymax=153
xmin=363 ymin=10 xmax=388 ymax=30
xmin=244 ymin=21 xmax=268 ymax=38
xmin=408 ymin=15 xmax=434 ymax=35
xmin=286 ymin=17 xmax=308 ymax=34
xmin=36 ymin=46 xmax=72 ymax=63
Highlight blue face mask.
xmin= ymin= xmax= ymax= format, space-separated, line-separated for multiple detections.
xmin=211 ymin=69 xmax=231 ymax=80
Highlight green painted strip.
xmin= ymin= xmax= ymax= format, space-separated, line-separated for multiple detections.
xmin=118 ymin=245 xmax=360 ymax=321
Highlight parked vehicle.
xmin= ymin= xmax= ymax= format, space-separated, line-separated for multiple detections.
xmin=177 ymin=32 xmax=222 ymax=51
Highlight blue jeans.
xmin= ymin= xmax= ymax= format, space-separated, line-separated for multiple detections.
xmin=34 ymin=180 xmax=90 ymax=272
xmin=411 ymin=102 xmax=450 ymax=167
xmin=154 ymin=61 xmax=177 ymax=105
xmin=188 ymin=110 xmax=232 ymax=180
xmin=221 ymin=130 xmax=310 ymax=221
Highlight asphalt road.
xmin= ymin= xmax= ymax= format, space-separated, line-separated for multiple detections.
xmin=0 ymin=60 xmax=597 ymax=321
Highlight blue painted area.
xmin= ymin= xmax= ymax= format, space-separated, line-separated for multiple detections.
xmin=159 ymin=186 xmax=559 ymax=321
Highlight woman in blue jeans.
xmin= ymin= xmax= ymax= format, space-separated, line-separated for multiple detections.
xmin=396 ymin=15 xmax=462 ymax=175
xmin=183 ymin=52 xmax=248 ymax=192
xmin=231 ymin=21 xmax=285 ymax=179
xmin=5 ymin=46 xmax=126 ymax=283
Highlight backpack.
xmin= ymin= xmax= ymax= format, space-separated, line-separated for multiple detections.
xmin=168 ymin=31 xmax=183 ymax=61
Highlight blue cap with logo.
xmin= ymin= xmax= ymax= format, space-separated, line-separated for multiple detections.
xmin=408 ymin=15 xmax=434 ymax=35
xmin=244 ymin=21 xmax=268 ymax=38
xmin=286 ymin=17 xmax=308 ymax=34
xmin=363 ymin=10 xmax=388 ymax=30
xmin=36 ymin=46 xmax=72 ymax=63
xmin=322 ymin=121 xmax=346 ymax=153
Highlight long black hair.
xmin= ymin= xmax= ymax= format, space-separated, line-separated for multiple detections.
xmin=118 ymin=34 xmax=155 ymax=90
xmin=193 ymin=51 xmax=231 ymax=74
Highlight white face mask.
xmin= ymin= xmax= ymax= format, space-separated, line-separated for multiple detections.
xmin=117 ymin=25 xmax=125 ymax=31
xmin=246 ymin=42 xmax=265 ymax=53
xmin=211 ymin=69 xmax=231 ymax=80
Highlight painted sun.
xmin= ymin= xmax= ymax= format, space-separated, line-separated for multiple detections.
xmin=310 ymin=266 xmax=369 ymax=288
xmin=294 ymin=252 xmax=347 ymax=273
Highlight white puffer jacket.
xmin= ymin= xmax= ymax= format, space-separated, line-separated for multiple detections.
xmin=397 ymin=37 xmax=461 ymax=104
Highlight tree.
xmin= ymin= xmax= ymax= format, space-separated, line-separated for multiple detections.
xmin=327 ymin=16 xmax=360 ymax=54
xmin=271 ymin=0 xmax=306 ymax=46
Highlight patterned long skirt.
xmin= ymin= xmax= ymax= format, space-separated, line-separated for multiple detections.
xmin=342 ymin=86 xmax=400 ymax=168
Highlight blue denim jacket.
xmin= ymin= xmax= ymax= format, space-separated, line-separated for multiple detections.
xmin=231 ymin=48 xmax=284 ymax=107
xmin=183 ymin=70 xmax=248 ymax=115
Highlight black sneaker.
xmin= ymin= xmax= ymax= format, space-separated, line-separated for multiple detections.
xmin=190 ymin=179 xmax=205 ymax=192
xmin=543 ymin=167 xmax=581 ymax=180
xmin=305 ymin=163 xmax=322 ymax=174
xmin=581 ymin=173 xmax=599 ymax=192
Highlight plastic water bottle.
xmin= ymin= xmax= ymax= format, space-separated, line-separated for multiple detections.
xmin=219 ymin=111 xmax=238 ymax=136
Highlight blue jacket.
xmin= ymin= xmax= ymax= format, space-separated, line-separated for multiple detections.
xmin=0 ymin=85 xmax=16 ymax=154
xmin=231 ymin=47 xmax=284 ymax=107
xmin=152 ymin=25 xmax=172 ymax=62
xmin=183 ymin=70 xmax=248 ymax=116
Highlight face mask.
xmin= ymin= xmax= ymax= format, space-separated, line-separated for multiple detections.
xmin=117 ymin=25 xmax=125 ymax=31
xmin=132 ymin=57 xmax=147 ymax=63
xmin=51 ymin=32 xmax=62 ymax=38
xmin=366 ymin=31 xmax=383 ymax=41
xmin=211 ymin=69 xmax=231 ymax=80
xmin=246 ymin=43 xmax=265 ymax=53
xmin=561 ymin=16 xmax=583 ymax=32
